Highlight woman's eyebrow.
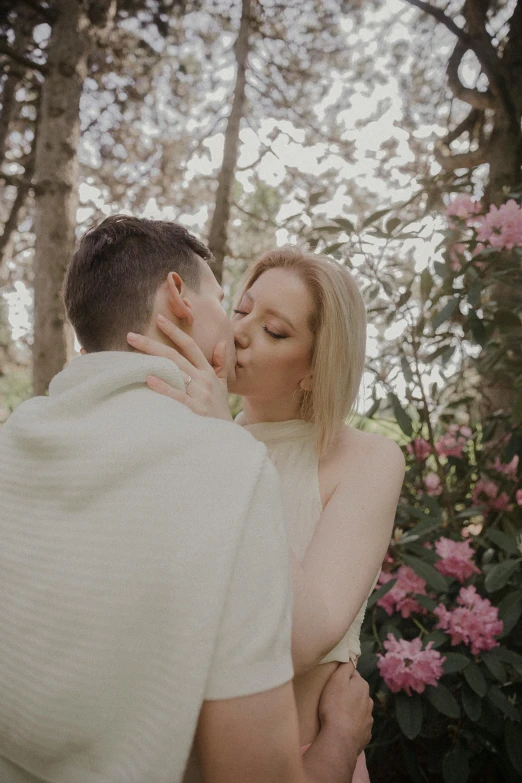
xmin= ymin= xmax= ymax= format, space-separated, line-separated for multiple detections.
xmin=264 ymin=308 xmax=295 ymax=331
xmin=244 ymin=291 xmax=296 ymax=331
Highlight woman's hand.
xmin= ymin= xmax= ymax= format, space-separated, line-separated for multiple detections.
xmin=127 ymin=315 xmax=233 ymax=421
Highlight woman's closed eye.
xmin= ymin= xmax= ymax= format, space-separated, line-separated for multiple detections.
xmin=233 ymin=310 xmax=287 ymax=340
xmin=263 ymin=326 xmax=287 ymax=340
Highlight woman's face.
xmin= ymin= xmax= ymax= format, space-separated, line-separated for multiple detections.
xmin=230 ymin=268 xmax=316 ymax=401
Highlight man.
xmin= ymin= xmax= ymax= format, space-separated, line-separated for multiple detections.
xmin=0 ymin=215 xmax=373 ymax=783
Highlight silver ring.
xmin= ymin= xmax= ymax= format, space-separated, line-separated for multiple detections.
xmin=185 ymin=375 xmax=192 ymax=389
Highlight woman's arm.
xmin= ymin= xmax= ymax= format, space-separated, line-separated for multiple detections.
xmin=291 ymin=429 xmax=405 ymax=673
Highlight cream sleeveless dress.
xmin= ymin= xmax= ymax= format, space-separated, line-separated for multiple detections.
xmin=236 ymin=415 xmax=377 ymax=666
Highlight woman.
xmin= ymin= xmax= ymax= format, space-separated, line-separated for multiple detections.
xmin=129 ymin=249 xmax=405 ymax=779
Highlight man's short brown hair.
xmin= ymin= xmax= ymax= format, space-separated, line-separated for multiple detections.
xmin=63 ymin=215 xmax=213 ymax=352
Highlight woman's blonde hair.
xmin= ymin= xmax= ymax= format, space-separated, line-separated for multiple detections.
xmin=238 ymin=248 xmax=367 ymax=455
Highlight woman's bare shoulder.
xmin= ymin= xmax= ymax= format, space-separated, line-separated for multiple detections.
xmin=337 ymin=425 xmax=405 ymax=472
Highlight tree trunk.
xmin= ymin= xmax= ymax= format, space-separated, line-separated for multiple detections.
xmin=207 ymin=0 xmax=251 ymax=284
xmin=480 ymin=1 xmax=522 ymax=417
xmin=32 ymin=0 xmax=90 ymax=395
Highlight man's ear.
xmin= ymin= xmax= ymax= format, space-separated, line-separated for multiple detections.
xmin=166 ymin=271 xmax=195 ymax=327
xmin=300 ymin=374 xmax=313 ymax=392
xmin=80 ymin=347 xmax=86 ymax=355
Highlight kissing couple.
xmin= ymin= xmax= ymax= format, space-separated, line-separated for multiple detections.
xmin=0 ymin=214 xmax=405 ymax=783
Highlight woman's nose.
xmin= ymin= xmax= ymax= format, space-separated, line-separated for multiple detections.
xmin=233 ymin=322 xmax=249 ymax=348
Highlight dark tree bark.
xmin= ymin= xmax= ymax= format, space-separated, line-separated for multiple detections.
xmin=404 ymin=0 xmax=522 ymax=420
xmin=405 ymin=0 xmax=522 ymax=205
xmin=32 ymin=0 xmax=89 ymax=395
xmin=207 ymin=0 xmax=251 ymax=283
xmin=32 ymin=0 xmax=114 ymax=395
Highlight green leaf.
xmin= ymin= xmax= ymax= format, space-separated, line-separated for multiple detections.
xmin=442 ymin=747 xmax=469 ymax=783
xmin=434 ymin=261 xmax=447 ymax=278
xmin=388 ymin=392 xmax=413 ymax=437
xmin=386 ymin=216 xmax=401 ymax=234
xmin=506 ymin=720 xmax=522 ymax=774
xmin=309 ymin=191 xmax=326 ymax=207
xmin=494 ymin=310 xmax=522 ymax=329
xmin=416 ymin=594 xmax=438 ymax=612
xmin=420 ymin=268 xmax=433 ymax=302
xmin=426 ymin=683 xmax=460 ymax=718
xmin=498 ymin=591 xmax=522 ymax=636
xmin=401 ymin=355 xmax=413 ymax=383
xmin=433 ymin=297 xmax=459 ymax=330
xmin=481 ymin=652 xmax=507 ymax=683
xmin=357 ymin=651 xmax=378 ymax=678
xmin=402 ymin=554 xmax=448 ymax=592
xmin=486 ymin=529 xmax=519 ymax=556
xmin=463 ymin=663 xmax=487 ymax=697
xmin=397 ymin=288 xmax=412 ymax=309
xmin=443 ymin=653 xmax=470 ymax=674
xmin=367 ymin=578 xmax=397 ymax=609
xmin=323 ymin=242 xmax=346 ymax=254
xmin=490 ymin=647 xmax=522 ymax=676
xmin=423 ymin=630 xmax=448 ymax=649
xmin=361 ymin=207 xmax=392 ymax=229
xmin=314 ymin=224 xmax=341 ymax=233
xmin=467 ymin=282 xmax=482 ymax=307
xmin=461 ymin=682 xmax=482 ymax=721
xmin=333 ymin=217 xmax=355 ymax=233
xmin=395 ymin=692 xmax=423 ymax=740
xmin=466 ymin=310 xmax=487 ymax=345
xmin=485 ymin=559 xmax=520 ymax=593
xmin=364 ymin=398 xmax=381 ymax=418
xmin=487 ymin=686 xmax=521 ymax=721
xmin=407 ymin=517 xmax=442 ymax=539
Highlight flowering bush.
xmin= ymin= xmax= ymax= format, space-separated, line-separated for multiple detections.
xmin=312 ymin=190 xmax=522 ymax=781
xmin=350 ymin=192 xmax=522 ymax=782
xmin=359 ymin=440 xmax=522 ymax=782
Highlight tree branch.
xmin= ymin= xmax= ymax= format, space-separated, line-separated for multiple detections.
xmin=18 ymin=0 xmax=57 ymax=23
xmin=402 ymin=0 xmax=473 ymax=45
xmin=402 ymin=0 xmax=503 ymax=99
xmin=435 ymin=144 xmax=489 ymax=171
xmin=0 ymin=42 xmax=47 ymax=74
xmin=443 ymin=107 xmax=483 ymax=146
xmin=446 ymin=40 xmax=493 ymax=109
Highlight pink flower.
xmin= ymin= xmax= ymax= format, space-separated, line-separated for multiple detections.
xmin=377 ymin=566 xmax=428 ymax=618
xmin=435 ymin=426 xmax=472 ymax=459
xmin=472 ymin=478 xmax=512 ymax=512
xmin=446 ymin=195 xmax=482 ymax=223
xmin=449 ymin=242 xmax=468 ymax=271
xmin=492 ymin=455 xmax=519 ymax=480
xmin=377 ymin=635 xmax=446 ymax=695
xmin=434 ymin=537 xmax=481 ymax=583
xmin=407 ymin=438 xmax=431 ymax=461
xmin=475 ymin=199 xmax=522 ymax=250
xmin=423 ymin=472 xmax=442 ymax=496
xmin=434 ymin=585 xmax=503 ymax=655
xmin=516 ymin=489 xmax=522 ymax=506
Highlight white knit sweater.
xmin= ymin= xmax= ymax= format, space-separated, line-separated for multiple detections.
xmin=0 ymin=352 xmax=293 ymax=783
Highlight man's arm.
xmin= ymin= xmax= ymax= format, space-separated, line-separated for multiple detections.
xmin=195 ymin=665 xmax=373 ymax=783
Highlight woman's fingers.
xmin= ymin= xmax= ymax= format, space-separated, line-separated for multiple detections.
xmin=211 ymin=341 xmax=229 ymax=383
xmin=127 ymin=332 xmax=194 ymax=377
xmin=156 ymin=315 xmax=209 ymax=371
xmin=146 ymin=376 xmax=194 ymax=409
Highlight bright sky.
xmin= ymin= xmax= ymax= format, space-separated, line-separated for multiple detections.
xmin=5 ymin=0 xmax=468 ymax=408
